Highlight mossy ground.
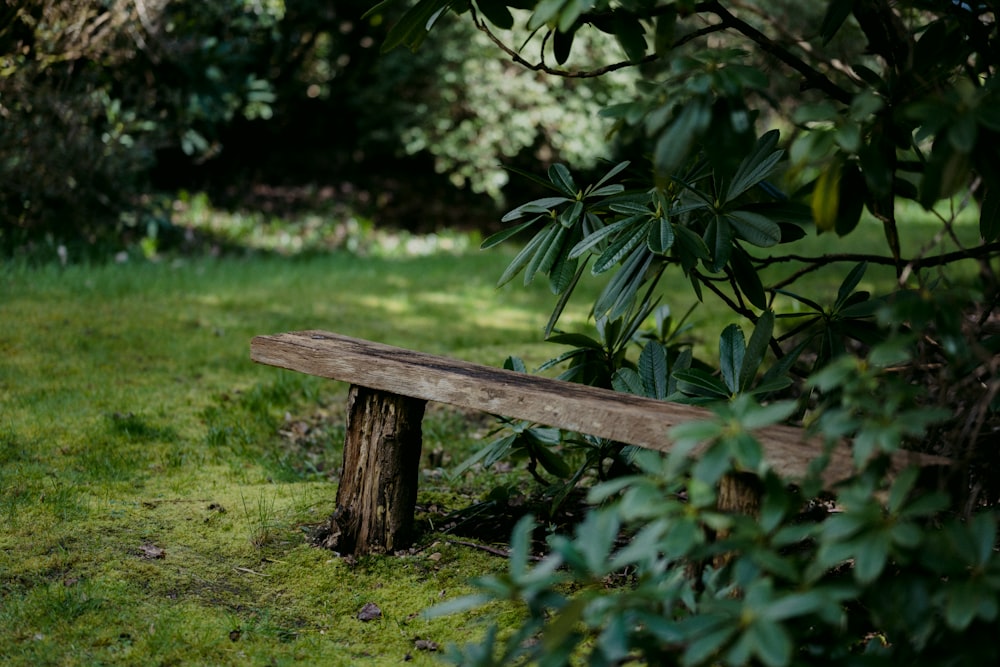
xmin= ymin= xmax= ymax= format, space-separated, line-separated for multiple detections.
xmin=0 ymin=250 xmax=586 ymax=666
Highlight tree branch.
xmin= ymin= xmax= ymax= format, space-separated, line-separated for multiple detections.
xmin=470 ymin=10 xmax=725 ymax=79
xmin=701 ymin=0 xmax=854 ymax=105
xmin=759 ymin=242 xmax=1000 ymax=291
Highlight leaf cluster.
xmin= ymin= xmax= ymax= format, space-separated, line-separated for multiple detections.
xmin=432 ymin=386 xmax=1000 ymax=666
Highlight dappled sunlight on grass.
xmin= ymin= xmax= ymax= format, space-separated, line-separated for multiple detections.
xmin=2 ymin=211 xmax=980 ymax=663
xmin=0 ymin=242 xmax=583 ymax=664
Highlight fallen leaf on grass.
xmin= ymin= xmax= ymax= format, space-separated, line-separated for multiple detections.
xmin=139 ymin=543 xmax=165 ymax=559
xmin=357 ymin=602 xmax=382 ymax=621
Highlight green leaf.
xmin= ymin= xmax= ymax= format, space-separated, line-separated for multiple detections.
xmin=749 ymin=618 xmax=792 ymax=667
xmin=593 ymin=223 xmax=647 ymax=274
xmin=452 ymin=433 xmax=516 ymax=476
xmin=542 ymin=596 xmax=587 ymax=653
xmin=706 ymin=215 xmax=734 ymax=272
xmin=682 ymin=624 xmax=737 ymax=667
xmin=610 ymin=199 xmax=652 ymax=215
xmin=523 ymin=224 xmax=565 ymax=285
xmin=528 ymin=0 xmax=567 ymax=30
xmin=811 ymin=161 xmax=841 ymax=232
xmin=835 ymin=161 xmax=866 ymax=236
xmin=723 ymin=64 xmax=769 ymax=90
xmin=382 ymin=0 xmax=454 ymax=52
xmin=742 ymin=401 xmax=797 ymax=431
xmin=531 ymin=437 xmax=571 ymax=478
xmin=475 ymin=0 xmax=514 ymax=29
xmin=673 ymin=224 xmax=710 ymax=271
xmin=569 ymin=214 xmax=641 ymax=259
xmin=849 ymin=90 xmax=884 ymax=120
xmin=654 ymin=101 xmax=711 ymax=176
xmin=594 ymin=245 xmax=653 ymax=319
xmin=422 ymin=593 xmax=493 ymax=619
xmin=692 ymin=440 xmax=732 ymax=486
xmin=612 ymin=368 xmax=644 ymax=395
xmin=504 ymin=356 xmax=527 ymax=373
xmin=945 ymin=581 xmax=982 ymax=631
xmin=553 ymin=28 xmax=575 ymax=65
xmin=921 ymin=142 xmax=971 ymax=207
xmin=639 ymin=341 xmax=669 ymax=400
xmin=557 ymin=0 xmax=592 ymax=33
xmin=647 ymin=217 xmax=675 ymax=254
xmin=675 ymin=368 xmax=730 ymax=398
xmin=793 ymin=101 xmax=838 ymax=124
xmin=482 ymin=433 xmax=519 ymax=468
xmin=546 ymin=332 xmax=604 ymax=349
xmin=559 ymin=199 xmax=584 ymax=228
xmin=588 ymin=183 xmax=625 ymax=198
xmin=549 ymin=163 xmax=578 ymax=196
xmin=726 ymin=130 xmax=783 ymax=203
xmin=854 ymin=530 xmax=890 ymax=584
xmin=740 ymin=311 xmax=774 ymax=391
xmin=549 ymin=253 xmax=579 ymax=294
xmin=363 ymin=0 xmax=397 ymax=21
xmin=612 ymin=11 xmax=647 ymax=63
xmin=508 ymin=514 xmax=536 ymax=578
xmin=481 ymin=218 xmax=539 ymax=249
xmin=496 ymin=226 xmax=552 ymax=287
xmin=949 ymin=113 xmax=978 ymax=154
xmin=726 ymin=210 xmax=782 ymax=247
xmin=502 ymin=196 xmax=571 ymax=222
xmin=969 ymin=512 xmax=998 ymax=567
xmin=720 ymin=324 xmax=746 ymax=395
xmin=544 ymin=261 xmax=587 ymax=337
xmin=654 ymin=6 xmax=677 ymax=54
xmin=730 ymin=245 xmax=767 ymax=310
xmin=834 ymin=262 xmax=867 ymax=311
xmin=592 ymin=160 xmax=631 ymax=191
xmin=888 ymin=466 xmax=919 ymax=514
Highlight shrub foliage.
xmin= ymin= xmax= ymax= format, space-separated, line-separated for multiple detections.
xmin=373 ymin=1 xmax=1000 ymax=664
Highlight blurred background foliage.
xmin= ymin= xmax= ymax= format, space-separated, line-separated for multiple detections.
xmin=0 ymin=0 xmax=645 ymax=253
xmin=0 ymin=0 xmax=876 ymax=255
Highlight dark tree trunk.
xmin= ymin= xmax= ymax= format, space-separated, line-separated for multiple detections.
xmin=322 ymin=385 xmax=426 ymax=556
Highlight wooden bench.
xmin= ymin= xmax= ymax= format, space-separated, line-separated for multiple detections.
xmin=250 ymin=330 xmax=947 ymax=555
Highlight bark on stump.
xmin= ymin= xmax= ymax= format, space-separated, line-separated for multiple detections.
xmin=324 ymin=385 xmax=426 ymax=556
xmin=717 ymin=472 xmax=763 ymax=517
xmin=713 ymin=472 xmax=763 ymax=569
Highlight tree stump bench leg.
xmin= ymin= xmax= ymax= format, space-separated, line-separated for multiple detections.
xmin=713 ymin=472 xmax=763 ymax=569
xmin=320 ymin=385 xmax=426 ymax=556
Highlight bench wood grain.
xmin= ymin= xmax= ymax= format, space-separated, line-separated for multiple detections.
xmin=250 ymin=330 xmax=947 ymax=554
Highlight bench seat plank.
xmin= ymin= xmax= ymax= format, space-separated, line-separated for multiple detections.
xmin=251 ymin=330 xmax=943 ymax=485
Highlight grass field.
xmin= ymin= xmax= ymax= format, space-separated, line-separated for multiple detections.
xmin=1 ymin=249 xmax=587 ymax=666
xmin=0 ymin=207 xmax=985 ymax=665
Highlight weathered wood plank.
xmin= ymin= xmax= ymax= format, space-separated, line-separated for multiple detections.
xmin=250 ymin=330 xmax=947 ymax=486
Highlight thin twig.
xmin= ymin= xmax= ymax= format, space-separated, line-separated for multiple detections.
xmin=692 ymin=268 xmax=756 ymax=320
xmin=447 ymin=539 xmax=544 ymax=561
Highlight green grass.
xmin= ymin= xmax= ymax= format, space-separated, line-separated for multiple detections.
xmin=0 ymin=248 xmax=591 ymax=666
xmin=0 ymin=205 xmax=984 ymax=665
